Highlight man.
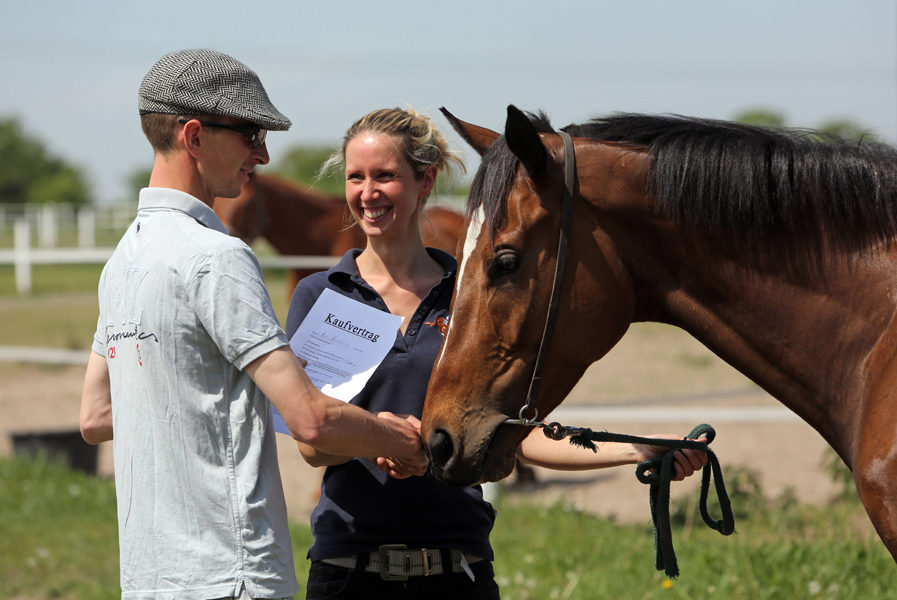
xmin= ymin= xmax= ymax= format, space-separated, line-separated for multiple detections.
xmin=79 ymin=48 xmax=427 ymax=600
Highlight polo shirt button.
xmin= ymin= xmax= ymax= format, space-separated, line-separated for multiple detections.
xmin=409 ymin=329 xmax=417 ymax=335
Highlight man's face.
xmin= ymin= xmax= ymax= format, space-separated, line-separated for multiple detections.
xmin=188 ymin=117 xmax=270 ymax=201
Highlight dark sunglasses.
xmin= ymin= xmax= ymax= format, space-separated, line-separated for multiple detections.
xmin=178 ymin=118 xmax=267 ymax=149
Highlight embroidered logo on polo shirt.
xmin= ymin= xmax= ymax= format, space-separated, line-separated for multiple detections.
xmin=425 ymin=316 xmax=448 ymax=337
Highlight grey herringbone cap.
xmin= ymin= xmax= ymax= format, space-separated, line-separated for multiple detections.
xmin=138 ymin=48 xmax=291 ymax=131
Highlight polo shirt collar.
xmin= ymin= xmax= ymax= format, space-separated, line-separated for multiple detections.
xmin=137 ymin=187 xmax=229 ymax=235
xmin=329 ymin=248 xmax=458 ymax=283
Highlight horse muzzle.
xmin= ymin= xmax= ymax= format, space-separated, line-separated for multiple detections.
xmin=425 ymin=414 xmax=522 ymax=486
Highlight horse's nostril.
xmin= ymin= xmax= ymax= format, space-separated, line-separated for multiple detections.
xmin=428 ymin=429 xmax=455 ymax=467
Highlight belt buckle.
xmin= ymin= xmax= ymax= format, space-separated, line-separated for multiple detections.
xmin=378 ymin=544 xmax=408 ymax=581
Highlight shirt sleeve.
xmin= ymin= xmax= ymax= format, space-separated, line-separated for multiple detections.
xmin=189 ymin=244 xmax=288 ymax=370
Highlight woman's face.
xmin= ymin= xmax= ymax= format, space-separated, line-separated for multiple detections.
xmin=344 ymin=132 xmax=435 ymax=242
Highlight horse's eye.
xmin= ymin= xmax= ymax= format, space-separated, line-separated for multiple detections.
xmin=488 ymin=249 xmax=519 ymax=280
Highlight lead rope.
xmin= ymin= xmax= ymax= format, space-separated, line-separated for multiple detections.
xmin=539 ymin=421 xmax=736 ymax=578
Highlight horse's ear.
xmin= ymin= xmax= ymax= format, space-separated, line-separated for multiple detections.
xmin=440 ymin=107 xmax=499 ymax=156
xmin=504 ymin=105 xmax=548 ymax=180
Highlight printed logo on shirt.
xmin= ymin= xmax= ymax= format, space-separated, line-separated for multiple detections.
xmin=425 ymin=316 xmax=449 ymax=337
xmin=111 ymin=268 xmax=148 ymax=325
xmin=103 ymin=267 xmax=159 ymax=365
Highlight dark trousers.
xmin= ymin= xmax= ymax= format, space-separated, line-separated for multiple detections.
xmin=305 ymin=559 xmax=500 ymax=600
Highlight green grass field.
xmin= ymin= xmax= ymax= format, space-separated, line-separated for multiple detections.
xmin=2 ymin=456 xmax=894 ymax=600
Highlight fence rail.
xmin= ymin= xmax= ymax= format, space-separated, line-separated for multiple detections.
xmin=0 ymin=240 xmax=339 ymax=295
xmin=0 ymin=203 xmax=346 ymax=294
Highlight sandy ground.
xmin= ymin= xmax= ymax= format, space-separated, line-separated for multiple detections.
xmin=0 ymin=362 xmax=847 ymax=527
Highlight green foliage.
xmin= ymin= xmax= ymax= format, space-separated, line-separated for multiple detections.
xmin=732 ymin=107 xmax=874 ymax=142
xmin=817 ymin=119 xmax=877 ymax=142
xmin=270 ymin=145 xmax=343 ymax=195
xmin=0 ymin=117 xmax=90 ymax=205
xmin=823 ymin=447 xmax=858 ymax=502
xmin=125 ymin=166 xmax=153 ymax=203
xmin=732 ymin=109 xmax=786 ymax=128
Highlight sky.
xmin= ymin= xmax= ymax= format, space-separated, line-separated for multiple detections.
xmin=1 ymin=1 xmax=895 ymax=204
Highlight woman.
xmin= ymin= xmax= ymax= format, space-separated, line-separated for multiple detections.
xmin=285 ymin=107 xmax=706 ymax=599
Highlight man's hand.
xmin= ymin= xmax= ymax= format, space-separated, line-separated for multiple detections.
xmin=370 ymin=413 xmax=428 ymax=479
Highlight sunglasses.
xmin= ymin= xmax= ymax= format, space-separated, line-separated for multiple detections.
xmin=178 ymin=118 xmax=267 ymax=149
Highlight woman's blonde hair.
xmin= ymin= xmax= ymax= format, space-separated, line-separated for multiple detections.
xmin=320 ymin=107 xmax=465 ymax=197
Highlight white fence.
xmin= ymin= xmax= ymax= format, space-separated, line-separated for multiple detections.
xmin=0 ymin=202 xmax=136 ymax=249
xmin=0 ymin=203 xmax=339 ymax=295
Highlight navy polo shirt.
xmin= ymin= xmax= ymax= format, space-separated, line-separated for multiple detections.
xmin=285 ymin=248 xmax=495 ymax=561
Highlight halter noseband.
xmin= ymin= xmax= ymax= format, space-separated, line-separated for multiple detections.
xmin=505 ymin=130 xmax=576 ymax=426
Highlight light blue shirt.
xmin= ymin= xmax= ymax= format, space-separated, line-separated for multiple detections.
xmin=92 ymin=187 xmax=297 ymax=600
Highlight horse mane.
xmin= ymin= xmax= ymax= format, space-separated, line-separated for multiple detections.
xmin=470 ymin=111 xmax=897 ymax=258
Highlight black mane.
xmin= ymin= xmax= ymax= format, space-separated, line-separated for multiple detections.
xmin=469 ymin=111 xmax=897 ymax=257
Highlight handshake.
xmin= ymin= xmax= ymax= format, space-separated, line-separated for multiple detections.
xmin=371 ymin=412 xmax=430 ymax=479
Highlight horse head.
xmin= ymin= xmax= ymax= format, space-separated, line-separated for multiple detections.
xmin=422 ymin=106 xmax=639 ymax=485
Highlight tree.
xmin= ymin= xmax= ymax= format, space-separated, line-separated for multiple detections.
xmin=270 ymin=145 xmax=343 ymax=196
xmin=732 ymin=109 xmax=786 ymax=128
xmin=0 ymin=117 xmax=90 ymax=205
xmin=124 ymin=166 xmax=153 ymax=203
xmin=732 ymin=108 xmax=874 ymax=143
xmin=817 ymin=119 xmax=876 ymax=143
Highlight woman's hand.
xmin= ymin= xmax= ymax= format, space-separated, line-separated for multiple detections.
xmin=634 ymin=434 xmax=709 ymax=481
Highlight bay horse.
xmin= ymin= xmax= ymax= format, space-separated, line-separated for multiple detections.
xmin=214 ymin=173 xmax=465 ymax=297
xmin=421 ymin=105 xmax=897 ymax=561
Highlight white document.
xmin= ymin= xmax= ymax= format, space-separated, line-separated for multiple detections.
xmin=272 ymin=287 xmax=404 ymax=434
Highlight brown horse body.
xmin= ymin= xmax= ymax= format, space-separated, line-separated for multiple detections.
xmin=214 ymin=173 xmax=465 ymax=296
xmin=422 ymin=106 xmax=897 ymax=560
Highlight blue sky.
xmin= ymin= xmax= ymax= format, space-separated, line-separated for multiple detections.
xmin=1 ymin=1 xmax=894 ymax=204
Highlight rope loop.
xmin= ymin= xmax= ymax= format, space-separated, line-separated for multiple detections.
xmin=536 ymin=421 xmax=735 ymax=579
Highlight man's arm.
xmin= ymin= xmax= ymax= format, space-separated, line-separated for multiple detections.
xmin=80 ymin=351 xmax=113 ymax=444
xmin=246 ymin=347 xmax=427 ymax=476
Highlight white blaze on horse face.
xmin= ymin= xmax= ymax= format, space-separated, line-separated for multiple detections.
xmin=435 ymin=206 xmax=486 ymax=371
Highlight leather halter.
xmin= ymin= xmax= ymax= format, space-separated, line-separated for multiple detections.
xmin=506 ymin=130 xmax=576 ymax=425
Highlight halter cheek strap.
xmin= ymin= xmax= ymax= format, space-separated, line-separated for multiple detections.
xmin=507 ymin=130 xmax=576 ymax=425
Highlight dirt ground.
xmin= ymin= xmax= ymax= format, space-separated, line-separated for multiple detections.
xmin=0 ymin=359 xmax=848 ymax=527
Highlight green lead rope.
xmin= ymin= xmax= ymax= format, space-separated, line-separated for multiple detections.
xmin=542 ymin=422 xmax=736 ymax=579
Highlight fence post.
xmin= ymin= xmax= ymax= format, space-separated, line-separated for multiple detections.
xmin=14 ymin=218 xmax=32 ymax=295
xmin=38 ymin=204 xmax=57 ymax=248
xmin=78 ymin=207 xmax=96 ymax=248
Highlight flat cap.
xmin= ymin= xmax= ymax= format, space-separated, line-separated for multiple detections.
xmin=138 ymin=48 xmax=291 ymax=131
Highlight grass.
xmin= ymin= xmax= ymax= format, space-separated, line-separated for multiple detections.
xmin=2 ymin=456 xmax=895 ymax=600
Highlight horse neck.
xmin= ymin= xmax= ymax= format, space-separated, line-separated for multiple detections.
xmin=578 ymin=151 xmax=897 ymax=455
xmin=630 ymin=226 xmax=897 ymax=450
xmin=253 ymin=179 xmax=352 ymax=255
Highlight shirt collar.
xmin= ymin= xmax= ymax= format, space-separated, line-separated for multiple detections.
xmin=137 ymin=187 xmax=229 ymax=235
xmin=329 ymin=248 xmax=458 ymax=286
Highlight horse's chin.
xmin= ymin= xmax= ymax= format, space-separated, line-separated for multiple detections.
xmin=431 ymin=419 xmax=523 ymax=487
xmin=478 ymin=422 xmax=524 ymax=482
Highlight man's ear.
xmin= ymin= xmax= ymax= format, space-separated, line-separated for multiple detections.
xmin=180 ymin=119 xmax=202 ymax=158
